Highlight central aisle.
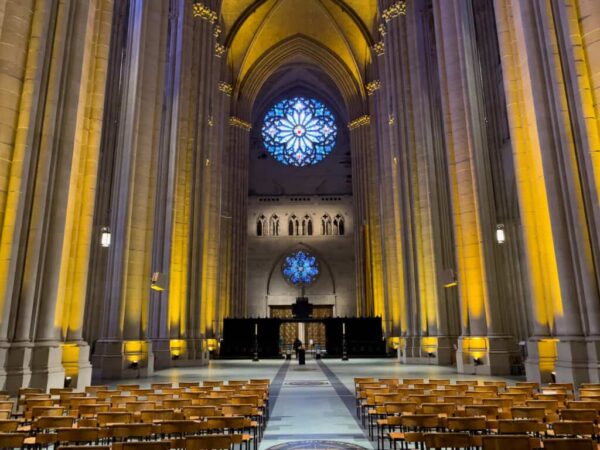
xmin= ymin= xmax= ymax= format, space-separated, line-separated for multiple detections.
xmin=260 ymin=358 xmax=372 ymax=449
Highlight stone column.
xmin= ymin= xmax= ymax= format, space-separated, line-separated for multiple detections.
xmin=228 ymin=117 xmax=251 ymax=318
xmin=433 ymin=0 xmax=514 ymax=375
xmin=148 ymin=0 xmax=186 ymax=370
xmin=91 ymin=0 xmax=170 ymax=379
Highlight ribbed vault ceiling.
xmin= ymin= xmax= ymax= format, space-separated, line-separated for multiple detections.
xmin=223 ymin=0 xmax=377 ymax=105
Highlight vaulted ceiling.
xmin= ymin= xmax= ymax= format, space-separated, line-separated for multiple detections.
xmin=222 ymin=0 xmax=378 ymax=109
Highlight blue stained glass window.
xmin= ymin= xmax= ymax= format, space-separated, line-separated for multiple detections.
xmin=262 ymin=97 xmax=337 ymax=167
xmin=282 ymin=250 xmax=320 ymax=287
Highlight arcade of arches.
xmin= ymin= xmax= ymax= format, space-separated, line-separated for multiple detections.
xmin=0 ymin=0 xmax=599 ymax=396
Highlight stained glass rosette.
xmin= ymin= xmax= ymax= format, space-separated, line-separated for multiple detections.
xmin=262 ymin=97 xmax=337 ymax=167
xmin=282 ymin=250 xmax=320 ymax=287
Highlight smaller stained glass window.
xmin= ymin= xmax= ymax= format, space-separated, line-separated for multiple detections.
xmin=282 ymin=250 xmax=320 ymax=287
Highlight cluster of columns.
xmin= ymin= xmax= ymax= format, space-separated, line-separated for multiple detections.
xmin=371 ymin=0 xmax=600 ymax=383
xmin=0 ymin=0 xmax=236 ymax=393
xmin=0 ymin=0 xmax=113 ymax=392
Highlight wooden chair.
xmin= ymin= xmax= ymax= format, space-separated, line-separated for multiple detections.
xmin=58 ymin=446 xmax=110 ymax=450
xmin=113 ymin=443 xmax=170 ymax=450
xmin=108 ymin=423 xmax=156 ymax=441
xmin=421 ymin=402 xmax=456 ymax=417
xmin=464 ymin=405 xmax=499 ymax=420
xmin=542 ymin=438 xmax=595 ymax=450
xmin=159 ymin=420 xmax=203 ymax=437
xmin=57 ymin=427 xmax=100 ymax=446
xmin=186 ymin=434 xmax=232 ymax=450
xmin=550 ymin=421 xmax=597 ymax=439
xmin=567 ymin=401 xmax=600 ymax=412
xmin=0 ymin=420 xmax=17 ymax=433
xmin=85 ymin=385 xmax=109 ymax=394
xmin=511 ymin=407 xmax=546 ymax=421
xmin=389 ymin=414 xmax=439 ymax=449
xmin=559 ymin=408 xmax=597 ymax=421
xmin=97 ymin=411 xmax=133 ymax=426
xmin=424 ymin=432 xmax=471 ymax=449
xmin=481 ymin=435 xmax=533 ymax=450
xmin=497 ymin=419 xmax=545 ymax=435
xmin=183 ymin=406 xmax=221 ymax=420
xmin=116 ymin=384 xmax=140 ymax=392
xmin=140 ymin=409 xmax=176 ymax=424
xmin=0 ymin=433 xmax=26 ymax=449
xmin=151 ymin=383 xmax=174 ymax=390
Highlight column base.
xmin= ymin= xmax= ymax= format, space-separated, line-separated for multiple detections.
xmin=171 ymin=339 xmax=208 ymax=367
xmin=555 ymin=338 xmax=590 ymax=385
xmin=524 ymin=338 xmax=558 ymax=383
xmin=586 ymin=338 xmax=600 ymax=382
xmin=399 ymin=336 xmax=456 ymax=366
xmin=456 ymin=336 xmax=515 ymax=376
xmin=61 ymin=341 xmax=92 ymax=390
xmin=29 ymin=342 xmax=66 ymax=392
xmin=151 ymin=339 xmax=171 ymax=371
xmin=2 ymin=342 xmax=32 ymax=396
xmin=91 ymin=339 xmax=154 ymax=380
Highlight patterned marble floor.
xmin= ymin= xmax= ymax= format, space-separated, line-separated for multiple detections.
xmin=107 ymin=357 xmax=521 ymax=450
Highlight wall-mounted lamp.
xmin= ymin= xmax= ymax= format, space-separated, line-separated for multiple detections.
xmin=129 ymin=360 xmax=139 ymax=369
xmin=496 ymin=224 xmax=506 ymax=244
xmin=64 ymin=376 xmax=72 ymax=388
xmin=100 ymin=227 xmax=111 ymax=248
xmin=473 ymin=357 xmax=483 ymax=366
xmin=441 ymin=268 xmax=458 ymax=288
xmin=151 ymin=272 xmax=166 ymax=292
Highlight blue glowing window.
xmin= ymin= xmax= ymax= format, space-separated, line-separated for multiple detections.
xmin=262 ymin=97 xmax=337 ymax=167
xmin=282 ymin=250 xmax=320 ymax=287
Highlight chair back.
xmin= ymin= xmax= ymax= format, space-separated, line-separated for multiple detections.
xmin=482 ymin=435 xmax=532 ymax=450
xmin=186 ymin=434 xmax=232 ymax=450
xmin=424 ymin=432 xmax=471 ymax=449
xmin=542 ymin=438 xmax=595 ymax=450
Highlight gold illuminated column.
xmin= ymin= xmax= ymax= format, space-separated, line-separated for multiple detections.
xmin=433 ymin=0 xmax=513 ymax=375
xmin=148 ymin=0 xmax=187 ymax=370
xmin=494 ymin=0 xmax=600 ymax=383
xmin=92 ymin=0 xmax=169 ymax=379
xmin=0 ymin=0 xmax=113 ymax=393
xmin=348 ymin=114 xmax=384 ymax=318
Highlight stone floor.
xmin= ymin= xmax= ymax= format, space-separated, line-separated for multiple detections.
xmin=109 ymin=357 xmax=521 ymax=450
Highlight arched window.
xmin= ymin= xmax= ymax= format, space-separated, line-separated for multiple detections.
xmin=302 ymin=215 xmax=313 ymax=236
xmin=321 ymin=214 xmax=332 ymax=235
xmin=333 ymin=214 xmax=345 ymax=236
xmin=288 ymin=215 xmax=300 ymax=236
xmin=257 ymin=214 xmax=268 ymax=236
xmin=270 ymin=214 xmax=280 ymax=236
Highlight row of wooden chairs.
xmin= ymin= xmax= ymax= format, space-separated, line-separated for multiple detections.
xmin=0 ymin=432 xmax=238 ymax=450
xmin=355 ymin=377 xmax=600 ymax=450
xmin=0 ymin=379 xmax=270 ymax=449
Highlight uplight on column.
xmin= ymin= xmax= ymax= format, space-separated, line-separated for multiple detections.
xmin=100 ymin=227 xmax=111 ymax=248
xmin=496 ymin=224 xmax=505 ymax=244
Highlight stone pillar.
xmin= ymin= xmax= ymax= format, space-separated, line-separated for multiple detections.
xmin=91 ymin=0 xmax=170 ymax=379
xmin=348 ymin=114 xmax=384 ymax=319
xmin=226 ymin=117 xmax=251 ymax=319
xmin=148 ymin=0 xmax=186 ymax=371
xmin=433 ymin=0 xmax=515 ymax=375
